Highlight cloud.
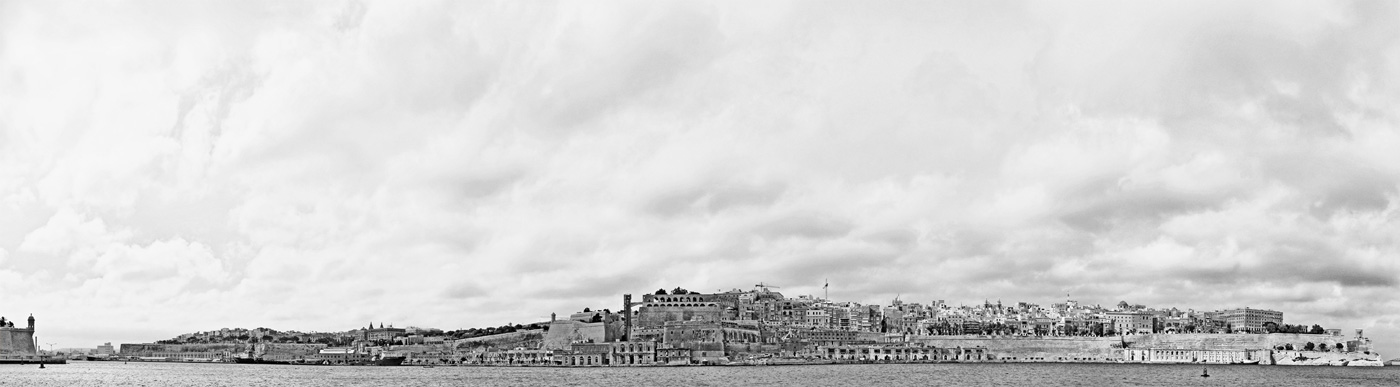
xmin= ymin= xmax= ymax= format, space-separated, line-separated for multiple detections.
xmin=19 ymin=209 xmax=127 ymax=256
xmin=1 ymin=0 xmax=1399 ymax=358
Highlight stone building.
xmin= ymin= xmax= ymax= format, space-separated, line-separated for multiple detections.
xmin=561 ymin=342 xmax=611 ymax=366
xmin=1105 ymin=311 xmax=1154 ymax=335
xmin=609 ymin=341 xmax=655 ymax=365
xmin=1217 ymin=308 xmax=1283 ymax=334
xmin=821 ymin=345 xmax=987 ymax=362
xmin=656 ymin=347 xmax=693 ymax=365
xmin=633 ymin=298 xmax=722 ymax=330
xmin=362 ymin=323 xmax=407 ymax=343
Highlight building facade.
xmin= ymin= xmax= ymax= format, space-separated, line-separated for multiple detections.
xmin=1218 ymin=308 xmax=1283 ymax=334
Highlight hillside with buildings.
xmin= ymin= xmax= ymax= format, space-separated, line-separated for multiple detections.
xmin=98 ymin=284 xmax=1382 ymax=367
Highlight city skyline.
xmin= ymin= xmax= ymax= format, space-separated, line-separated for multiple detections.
xmin=1 ymin=0 xmax=1397 ymax=360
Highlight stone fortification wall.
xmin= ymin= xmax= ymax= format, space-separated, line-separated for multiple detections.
xmin=911 ymin=334 xmax=1370 ymax=363
xmin=119 ymin=343 xmax=251 ymax=356
xmin=543 ymin=321 xmax=607 ymax=350
xmin=1124 ymin=333 xmax=1352 ymax=351
xmin=259 ymin=343 xmax=327 ymax=356
xmin=634 ymin=304 xmax=721 ymax=329
xmin=543 ymin=321 xmax=626 ymax=350
xmin=1272 ymin=350 xmax=1382 ymax=365
xmin=452 ymin=329 xmax=546 ymax=351
xmin=913 ymin=336 xmax=1121 ymax=361
xmin=0 ymin=328 xmax=37 ymax=355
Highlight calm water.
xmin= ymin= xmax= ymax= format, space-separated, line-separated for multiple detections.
xmin=4 ymin=361 xmax=1398 ymax=386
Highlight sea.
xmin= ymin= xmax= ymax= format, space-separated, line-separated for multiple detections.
xmin=4 ymin=361 xmax=1399 ymax=386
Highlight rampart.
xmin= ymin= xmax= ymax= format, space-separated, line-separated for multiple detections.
xmin=907 ymin=333 xmax=1378 ymax=364
xmin=544 ymin=320 xmax=624 ymax=350
xmin=912 ymin=335 xmax=1122 ymax=361
xmin=453 ymin=329 xmax=546 ymax=351
xmin=0 ymin=327 xmax=38 ymax=360
xmin=118 ymin=343 xmax=251 ymax=356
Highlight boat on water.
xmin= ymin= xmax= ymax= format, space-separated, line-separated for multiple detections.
xmin=368 ymin=353 xmax=407 ymax=366
xmin=233 ymin=357 xmax=292 ymax=365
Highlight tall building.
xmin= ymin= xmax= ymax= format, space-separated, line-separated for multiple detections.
xmin=1105 ymin=311 xmax=1154 ymax=334
xmin=1217 ymin=308 xmax=1283 ymax=333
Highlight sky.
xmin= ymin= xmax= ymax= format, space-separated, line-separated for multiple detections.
xmin=1 ymin=0 xmax=1398 ymax=356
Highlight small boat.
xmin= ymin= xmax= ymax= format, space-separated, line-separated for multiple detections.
xmin=1201 ymin=367 xmax=1209 ymax=377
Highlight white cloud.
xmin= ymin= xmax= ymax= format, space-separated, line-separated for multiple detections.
xmin=19 ymin=209 xmax=127 ymax=256
xmin=1 ymin=0 xmax=1398 ymax=357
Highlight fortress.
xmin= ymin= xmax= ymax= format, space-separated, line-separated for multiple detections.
xmin=0 ymin=314 xmax=47 ymax=364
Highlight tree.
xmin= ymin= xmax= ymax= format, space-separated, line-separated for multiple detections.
xmin=671 ymin=287 xmax=689 ymax=295
xmin=1263 ymin=322 xmax=1279 ymax=333
xmin=1285 ymin=343 xmax=1294 ymax=350
xmin=655 ymin=289 xmax=667 ymax=295
xmin=1304 ymin=342 xmax=1315 ymax=351
xmin=1309 ymin=324 xmax=1325 ymax=334
xmin=582 ymin=307 xmax=591 ymax=313
xmin=1336 ymin=343 xmax=1345 ymax=351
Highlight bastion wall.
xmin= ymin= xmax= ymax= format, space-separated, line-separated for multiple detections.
xmin=0 ymin=327 xmax=38 ymax=355
xmin=910 ymin=333 xmax=1372 ymax=362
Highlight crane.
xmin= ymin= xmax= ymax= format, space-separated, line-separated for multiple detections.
xmin=754 ymin=282 xmax=781 ymax=291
